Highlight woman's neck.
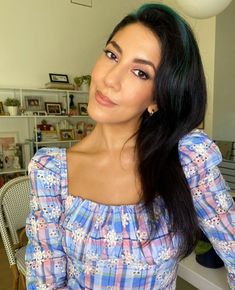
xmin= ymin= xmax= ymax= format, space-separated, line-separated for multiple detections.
xmin=90 ymin=123 xmax=137 ymax=153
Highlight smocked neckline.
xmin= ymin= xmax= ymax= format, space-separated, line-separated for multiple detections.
xmin=67 ymin=193 xmax=146 ymax=209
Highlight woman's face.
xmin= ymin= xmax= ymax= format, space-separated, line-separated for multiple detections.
xmin=88 ymin=23 xmax=161 ymax=127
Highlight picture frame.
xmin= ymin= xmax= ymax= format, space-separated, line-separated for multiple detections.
xmin=25 ymin=96 xmax=43 ymax=111
xmin=32 ymin=111 xmax=47 ymax=116
xmin=60 ymin=129 xmax=75 ymax=141
xmin=78 ymin=102 xmax=88 ymax=116
xmin=0 ymin=132 xmax=18 ymax=151
xmin=70 ymin=0 xmax=92 ymax=8
xmin=0 ymin=102 xmax=4 ymax=115
xmin=49 ymin=73 xmax=69 ymax=83
xmin=45 ymin=102 xmax=62 ymax=115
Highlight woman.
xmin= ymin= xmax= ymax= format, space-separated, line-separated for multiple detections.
xmin=25 ymin=4 xmax=235 ymax=289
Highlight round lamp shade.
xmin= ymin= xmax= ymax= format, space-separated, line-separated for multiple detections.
xmin=176 ymin=0 xmax=232 ymax=19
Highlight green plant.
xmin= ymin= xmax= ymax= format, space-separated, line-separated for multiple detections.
xmin=82 ymin=75 xmax=91 ymax=85
xmin=4 ymin=98 xmax=20 ymax=107
xmin=74 ymin=74 xmax=91 ymax=87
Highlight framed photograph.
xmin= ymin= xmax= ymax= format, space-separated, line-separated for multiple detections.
xmin=45 ymin=102 xmax=62 ymax=115
xmin=32 ymin=111 xmax=47 ymax=116
xmin=0 ymin=102 xmax=4 ymax=115
xmin=0 ymin=132 xmax=18 ymax=151
xmin=71 ymin=0 xmax=92 ymax=7
xmin=49 ymin=73 xmax=69 ymax=83
xmin=25 ymin=96 xmax=43 ymax=111
xmin=78 ymin=103 xmax=88 ymax=116
xmin=60 ymin=129 xmax=75 ymax=141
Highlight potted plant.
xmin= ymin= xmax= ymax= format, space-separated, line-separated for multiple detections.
xmin=4 ymin=98 xmax=20 ymax=116
xmin=74 ymin=74 xmax=91 ymax=91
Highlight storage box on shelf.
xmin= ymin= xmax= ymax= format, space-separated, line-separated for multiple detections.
xmin=0 ymin=87 xmax=93 ymax=186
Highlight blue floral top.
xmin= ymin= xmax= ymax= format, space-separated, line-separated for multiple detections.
xmin=25 ymin=130 xmax=235 ymax=289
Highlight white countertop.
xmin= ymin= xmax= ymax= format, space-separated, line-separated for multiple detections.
xmin=178 ymin=252 xmax=229 ymax=290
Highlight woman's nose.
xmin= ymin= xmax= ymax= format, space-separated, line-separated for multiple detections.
xmin=103 ymin=64 xmax=123 ymax=91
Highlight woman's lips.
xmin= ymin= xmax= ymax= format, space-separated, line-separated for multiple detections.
xmin=95 ymin=91 xmax=117 ymax=107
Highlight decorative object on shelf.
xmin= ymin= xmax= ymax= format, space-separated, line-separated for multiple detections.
xmin=32 ymin=111 xmax=47 ymax=116
xmin=40 ymin=130 xmax=58 ymax=142
xmin=45 ymin=102 xmax=62 ymax=115
xmin=0 ymin=132 xmax=18 ymax=148
xmin=60 ymin=129 xmax=75 ymax=141
xmin=37 ymin=120 xmax=55 ymax=131
xmin=13 ymin=155 xmax=21 ymax=169
xmin=36 ymin=128 xmax=42 ymax=142
xmin=46 ymin=73 xmax=74 ymax=90
xmin=62 ymin=95 xmax=67 ymax=115
xmin=4 ymin=98 xmax=20 ymax=116
xmin=78 ymin=102 xmax=88 ymax=116
xmin=69 ymin=94 xmax=77 ymax=116
xmin=0 ymin=102 xmax=5 ymax=115
xmin=74 ymin=74 xmax=91 ymax=91
xmin=56 ymin=119 xmax=74 ymax=134
xmin=3 ymin=148 xmax=15 ymax=169
xmin=71 ymin=0 xmax=92 ymax=8
xmin=0 ymin=154 xmax=3 ymax=169
xmin=69 ymin=94 xmax=75 ymax=109
xmin=25 ymin=95 xmax=43 ymax=111
xmin=176 ymin=0 xmax=232 ymax=19
xmin=49 ymin=73 xmax=69 ymax=83
xmin=85 ymin=122 xmax=95 ymax=135
xmin=75 ymin=121 xmax=86 ymax=140
xmin=45 ymin=82 xmax=75 ymax=90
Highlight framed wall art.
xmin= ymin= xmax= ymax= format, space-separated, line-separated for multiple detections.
xmin=49 ymin=73 xmax=69 ymax=83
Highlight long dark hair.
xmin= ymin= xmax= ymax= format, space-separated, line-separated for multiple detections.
xmin=107 ymin=4 xmax=206 ymax=258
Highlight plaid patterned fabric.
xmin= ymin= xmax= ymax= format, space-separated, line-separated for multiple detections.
xmin=25 ymin=130 xmax=235 ymax=289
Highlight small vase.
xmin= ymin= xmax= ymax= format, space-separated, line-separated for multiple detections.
xmin=80 ymin=82 xmax=89 ymax=92
xmin=7 ymin=106 xmax=18 ymax=116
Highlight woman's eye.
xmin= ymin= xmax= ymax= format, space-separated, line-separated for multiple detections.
xmin=103 ymin=49 xmax=117 ymax=62
xmin=133 ymin=69 xmax=149 ymax=80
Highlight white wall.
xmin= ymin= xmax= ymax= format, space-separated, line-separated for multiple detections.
xmin=0 ymin=0 xmax=216 ymax=135
xmin=213 ymin=0 xmax=235 ymax=140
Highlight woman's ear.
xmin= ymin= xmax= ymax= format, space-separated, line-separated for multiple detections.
xmin=147 ymin=104 xmax=158 ymax=116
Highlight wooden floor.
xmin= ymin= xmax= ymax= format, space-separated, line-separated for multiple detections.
xmin=0 ymin=236 xmax=196 ymax=290
xmin=0 ymin=236 xmax=12 ymax=290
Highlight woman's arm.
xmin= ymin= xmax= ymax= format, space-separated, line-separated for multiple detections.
xmin=179 ymin=130 xmax=235 ymax=289
xmin=25 ymin=148 xmax=67 ymax=289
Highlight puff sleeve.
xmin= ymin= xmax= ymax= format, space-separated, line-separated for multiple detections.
xmin=25 ymin=148 xmax=67 ymax=289
xmin=179 ymin=130 xmax=235 ymax=289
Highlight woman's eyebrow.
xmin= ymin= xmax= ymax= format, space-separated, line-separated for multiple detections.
xmin=133 ymin=58 xmax=156 ymax=71
xmin=108 ymin=40 xmax=156 ymax=71
xmin=109 ymin=40 xmax=122 ymax=54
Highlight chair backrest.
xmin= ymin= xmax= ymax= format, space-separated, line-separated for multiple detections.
xmin=0 ymin=176 xmax=31 ymax=266
xmin=219 ymin=160 xmax=235 ymax=192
